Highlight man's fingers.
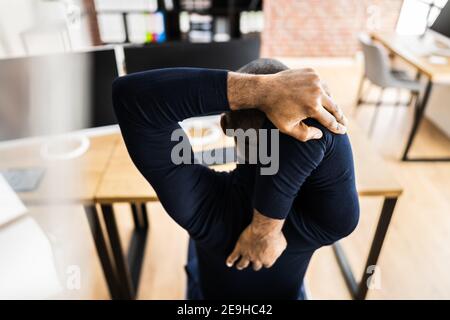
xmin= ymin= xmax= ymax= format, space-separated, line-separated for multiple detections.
xmin=313 ymin=104 xmax=347 ymax=135
xmin=290 ymin=121 xmax=323 ymax=142
xmin=236 ymin=257 xmax=250 ymax=270
xmin=226 ymin=247 xmax=241 ymax=267
xmin=252 ymin=261 xmax=263 ymax=271
xmin=321 ymin=81 xmax=331 ymax=97
xmin=321 ymin=92 xmax=348 ymax=126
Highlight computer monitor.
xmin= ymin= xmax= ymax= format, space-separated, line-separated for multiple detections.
xmin=430 ymin=2 xmax=450 ymax=39
xmin=124 ymin=37 xmax=261 ymax=74
xmin=0 ymin=48 xmax=118 ymax=142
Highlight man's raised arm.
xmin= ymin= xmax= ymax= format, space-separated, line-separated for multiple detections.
xmin=227 ymin=68 xmax=347 ymax=141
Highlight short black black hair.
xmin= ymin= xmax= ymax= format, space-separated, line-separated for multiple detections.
xmin=237 ymin=58 xmax=289 ymax=75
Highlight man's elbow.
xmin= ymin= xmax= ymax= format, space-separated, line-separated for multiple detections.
xmin=112 ymin=74 xmax=139 ymax=123
xmin=112 ymin=75 xmax=134 ymax=103
xmin=335 ymin=202 xmax=360 ymax=241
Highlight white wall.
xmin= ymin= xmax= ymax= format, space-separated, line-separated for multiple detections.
xmin=0 ymin=0 xmax=92 ymax=58
xmin=0 ymin=0 xmax=36 ymax=57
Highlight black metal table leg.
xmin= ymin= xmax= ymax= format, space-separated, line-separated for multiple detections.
xmin=101 ymin=203 xmax=135 ymax=299
xmin=333 ymin=197 xmax=398 ymax=300
xmin=401 ymin=80 xmax=450 ymax=162
xmin=131 ymin=203 xmax=143 ymax=230
xmin=83 ymin=204 xmax=121 ymax=300
xmin=356 ymin=197 xmax=398 ymax=299
xmin=355 ymin=75 xmax=366 ymax=107
xmin=131 ymin=203 xmax=149 ymax=230
xmin=140 ymin=203 xmax=149 ymax=229
xmin=333 ymin=242 xmax=358 ymax=298
xmin=128 ymin=202 xmax=149 ymax=291
xmin=127 ymin=228 xmax=148 ymax=291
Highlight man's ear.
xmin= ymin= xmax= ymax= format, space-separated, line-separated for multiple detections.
xmin=220 ymin=110 xmax=266 ymax=135
xmin=220 ymin=113 xmax=235 ymax=137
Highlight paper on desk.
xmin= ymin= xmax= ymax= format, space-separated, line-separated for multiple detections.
xmin=428 ymin=55 xmax=448 ymax=65
xmin=0 ymin=174 xmax=27 ymax=226
xmin=0 ymin=216 xmax=63 ymax=299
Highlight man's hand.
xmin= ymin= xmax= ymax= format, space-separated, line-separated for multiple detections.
xmin=226 ymin=210 xmax=287 ymax=271
xmin=228 ymin=68 xmax=347 ymax=142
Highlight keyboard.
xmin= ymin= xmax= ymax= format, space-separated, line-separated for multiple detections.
xmin=0 ymin=167 xmax=46 ymax=192
xmin=402 ymin=35 xmax=450 ymax=57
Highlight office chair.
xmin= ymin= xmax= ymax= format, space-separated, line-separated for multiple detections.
xmin=356 ymin=34 xmax=422 ymax=135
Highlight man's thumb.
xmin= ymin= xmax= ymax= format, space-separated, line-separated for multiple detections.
xmin=291 ymin=122 xmax=323 ymax=142
xmin=226 ymin=246 xmax=240 ymax=267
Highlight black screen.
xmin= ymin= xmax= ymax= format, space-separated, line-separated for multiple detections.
xmin=124 ymin=37 xmax=261 ymax=74
xmin=0 ymin=48 xmax=118 ymax=142
xmin=430 ymin=2 xmax=450 ymax=39
xmin=89 ymin=49 xmax=119 ymax=127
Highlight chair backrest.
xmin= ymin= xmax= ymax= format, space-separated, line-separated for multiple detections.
xmin=359 ymin=34 xmax=393 ymax=88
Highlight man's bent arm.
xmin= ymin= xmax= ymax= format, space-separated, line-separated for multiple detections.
xmin=112 ymin=67 xmax=296 ymax=236
xmin=226 ymin=118 xmax=327 ymax=271
xmin=228 ymin=70 xmax=348 ymax=141
xmin=113 ymin=68 xmax=232 ymax=233
xmin=113 ymin=68 xmax=347 ymax=136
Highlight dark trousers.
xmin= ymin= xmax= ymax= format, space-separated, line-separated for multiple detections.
xmin=185 ymin=238 xmax=306 ymax=300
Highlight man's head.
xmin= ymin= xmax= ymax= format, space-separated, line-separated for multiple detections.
xmin=220 ymin=59 xmax=289 ymax=135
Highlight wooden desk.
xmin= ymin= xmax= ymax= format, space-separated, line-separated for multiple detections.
xmin=0 ymin=134 xmax=119 ymax=205
xmin=94 ymin=119 xmax=402 ymax=300
xmin=372 ymin=33 xmax=450 ymax=83
xmin=336 ymin=121 xmax=402 ymax=300
xmin=0 ymin=133 xmax=122 ymax=299
xmin=371 ymin=32 xmax=450 ymax=161
xmin=97 ymin=123 xmax=402 ymax=201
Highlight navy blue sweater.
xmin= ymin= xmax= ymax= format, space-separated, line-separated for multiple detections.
xmin=113 ymin=68 xmax=359 ymax=299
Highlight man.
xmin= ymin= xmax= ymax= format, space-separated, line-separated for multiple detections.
xmin=113 ymin=59 xmax=359 ymax=299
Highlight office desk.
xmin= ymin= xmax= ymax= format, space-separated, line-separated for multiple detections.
xmin=94 ymin=119 xmax=402 ymax=300
xmin=0 ymin=134 xmax=119 ymax=204
xmin=371 ymin=32 xmax=450 ymax=162
xmin=0 ymin=133 xmax=121 ymax=299
xmin=335 ymin=121 xmax=402 ymax=300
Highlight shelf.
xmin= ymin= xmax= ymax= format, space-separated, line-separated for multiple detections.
xmin=96 ymin=8 xmax=259 ymax=15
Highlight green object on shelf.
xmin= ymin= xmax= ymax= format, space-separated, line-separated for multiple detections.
xmin=145 ymin=32 xmax=154 ymax=43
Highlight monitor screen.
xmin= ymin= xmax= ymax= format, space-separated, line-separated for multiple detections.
xmin=124 ymin=37 xmax=261 ymax=74
xmin=0 ymin=48 xmax=118 ymax=142
xmin=430 ymin=2 xmax=450 ymax=39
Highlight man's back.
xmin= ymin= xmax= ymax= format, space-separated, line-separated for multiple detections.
xmin=191 ymin=119 xmax=359 ymax=299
